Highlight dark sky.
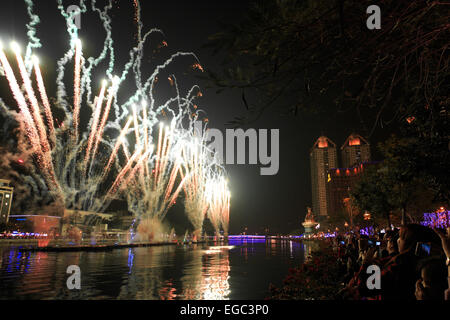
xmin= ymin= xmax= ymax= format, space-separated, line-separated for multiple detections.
xmin=0 ymin=0 xmax=393 ymax=234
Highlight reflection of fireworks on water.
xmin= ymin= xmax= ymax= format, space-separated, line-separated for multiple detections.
xmin=0 ymin=0 xmax=230 ymax=237
xmin=179 ymin=246 xmax=231 ymax=300
xmin=206 ymin=175 xmax=231 ymax=236
xmin=201 ymin=247 xmax=231 ymax=300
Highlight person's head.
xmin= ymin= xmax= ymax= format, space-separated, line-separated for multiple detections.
xmin=417 ymin=257 xmax=448 ymax=299
xmin=397 ymin=224 xmax=441 ymax=254
xmin=384 ymin=230 xmax=399 ymax=255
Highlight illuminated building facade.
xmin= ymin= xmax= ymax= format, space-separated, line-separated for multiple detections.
xmin=62 ymin=209 xmax=113 ymax=234
xmin=8 ymin=215 xmax=61 ymax=234
xmin=0 ymin=179 xmax=14 ymax=224
xmin=327 ymin=163 xmax=376 ymax=218
xmin=341 ymin=134 xmax=371 ymax=168
xmin=310 ymin=137 xmax=337 ymax=218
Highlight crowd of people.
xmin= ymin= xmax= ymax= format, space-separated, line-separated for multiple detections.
xmin=332 ymin=224 xmax=450 ymax=300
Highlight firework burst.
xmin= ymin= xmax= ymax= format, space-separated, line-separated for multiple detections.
xmin=0 ymin=0 xmax=230 ymax=239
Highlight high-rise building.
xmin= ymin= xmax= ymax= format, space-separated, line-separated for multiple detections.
xmin=341 ymin=134 xmax=371 ymax=168
xmin=310 ymin=136 xmax=337 ymax=219
xmin=0 ymin=179 xmax=14 ymax=224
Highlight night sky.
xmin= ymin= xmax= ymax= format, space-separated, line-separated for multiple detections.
xmin=0 ymin=0 xmax=394 ymax=234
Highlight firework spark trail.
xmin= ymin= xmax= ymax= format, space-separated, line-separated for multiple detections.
xmin=24 ymin=0 xmax=42 ymax=71
xmin=166 ymin=173 xmax=189 ymax=211
xmin=72 ymin=39 xmax=82 ymax=145
xmin=141 ymin=101 xmax=150 ymax=178
xmin=153 ymin=123 xmax=164 ymax=188
xmin=14 ymin=46 xmax=63 ymax=196
xmin=0 ymin=45 xmax=40 ymax=151
xmin=122 ymin=141 xmax=131 ymax=162
xmin=164 ymin=160 xmax=181 ymax=201
xmin=0 ymin=44 xmax=62 ymax=198
xmin=131 ymin=104 xmax=141 ymax=149
xmin=90 ymin=76 xmax=120 ymax=169
xmin=223 ymin=190 xmax=231 ymax=235
xmin=80 ymin=0 xmax=115 ymax=103
xmin=158 ymin=125 xmax=173 ymax=185
xmin=111 ymin=27 xmax=164 ymax=121
xmin=161 ymin=121 xmax=179 ymax=175
xmin=116 ymin=51 xmax=199 ymax=124
xmin=103 ymin=117 xmax=133 ymax=177
xmin=107 ymin=147 xmax=142 ymax=196
xmin=126 ymin=147 xmax=151 ymax=186
xmin=132 ymin=0 xmax=142 ymax=43
xmin=132 ymin=105 xmax=145 ymax=188
xmin=32 ymin=55 xmax=56 ymax=145
xmin=84 ymin=79 xmax=107 ymax=165
xmin=123 ymin=122 xmax=188 ymax=227
xmin=121 ymin=145 xmax=153 ymax=191
xmin=13 ymin=44 xmax=50 ymax=155
xmin=55 ymin=0 xmax=87 ymax=114
xmin=1 ymin=0 xmax=230 ymax=238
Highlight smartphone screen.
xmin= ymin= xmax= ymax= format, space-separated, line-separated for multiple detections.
xmin=415 ymin=242 xmax=431 ymax=257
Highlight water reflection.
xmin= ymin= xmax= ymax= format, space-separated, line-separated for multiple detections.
xmin=0 ymin=240 xmax=307 ymax=300
xmin=176 ymin=245 xmax=231 ymax=300
xmin=200 ymin=246 xmax=231 ymax=300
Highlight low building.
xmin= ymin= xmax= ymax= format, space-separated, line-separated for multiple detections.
xmin=62 ymin=209 xmax=114 ymax=235
xmin=327 ymin=162 xmax=378 ymax=219
xmin=0 ymin=179 xmax=14 ymax=224
xmin=8 ymin=214 xmax=61 ymax=235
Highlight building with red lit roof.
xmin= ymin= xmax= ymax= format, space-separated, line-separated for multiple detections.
xmin=310 ymin=136 xmax=338 ymax=219
xmin=309 ymin=134 xmax=373 ymax=221
xmin=341 ymin=133 xmax=371 ymax=168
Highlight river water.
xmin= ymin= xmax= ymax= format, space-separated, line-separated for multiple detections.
xmin=0 ymin=239 xmax=315 ymax=300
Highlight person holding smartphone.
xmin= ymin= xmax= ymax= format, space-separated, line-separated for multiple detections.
xmin=350 ymin=224 xmax=440 ymax=300
xmin=415 ymin=257 xmax=448 ymax=300
xmin=433 ymin=227 xmax=450 ymax=300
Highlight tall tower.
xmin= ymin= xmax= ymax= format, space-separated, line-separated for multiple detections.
xmin=341 ymin=134 xmax=371 ymax=168
xmin=310 ymin=137 xmax=337 ymax=219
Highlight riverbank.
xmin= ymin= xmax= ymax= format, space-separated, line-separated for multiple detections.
xmin=269 ymin=241 xmax=343 ymax=300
